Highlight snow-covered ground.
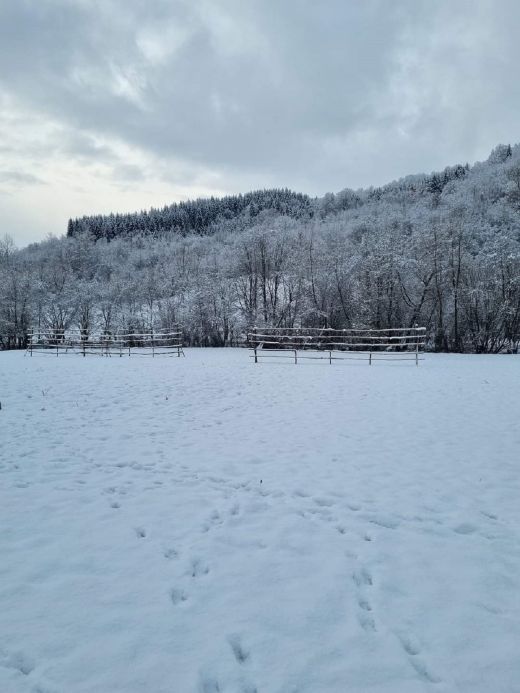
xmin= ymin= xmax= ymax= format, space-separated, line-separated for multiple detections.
xmin=1 ymin=349 xmax=519 ymax=693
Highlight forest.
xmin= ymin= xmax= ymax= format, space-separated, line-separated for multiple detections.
xmin=1 ymin=144 xmax=520 ymax=352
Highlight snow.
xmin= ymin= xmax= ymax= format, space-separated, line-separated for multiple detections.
xmin=1 ymin=348 xmax=519 ymax=693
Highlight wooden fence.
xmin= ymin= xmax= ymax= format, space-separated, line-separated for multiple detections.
xmin=27 ymin=329 xmax=185 ymax=358
xmin=247 ymin=326 xmax=426 ymax=365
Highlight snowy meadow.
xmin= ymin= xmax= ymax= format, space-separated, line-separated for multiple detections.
xmin=0 ymin=349 xmax=519 ymax=693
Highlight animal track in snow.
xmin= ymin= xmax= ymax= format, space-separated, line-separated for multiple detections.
xmin=358 ymin=611 xmax=376 ymax=632
xmin=190 ymin=558 xmax=210 ymax=578
xmin=352 ymin=567 xmax=373 ymax=587
xmin=398 ymin=633 xmax=421 ymax=656
xmin=163 ymin=547 xmax=178 ymax=560
xmin=481 ymin=510 xmax=498 ymax=520
xmin=169 ymin=588 xmax=188 ymax=606
xmin=202 ymin=509 xmax=223 ymax=533
xmin=134 ymin=527 xmax=146 ymax=538
xmin=453 ymin=522 xmax=477 ymax=535
xmin=368 ymin=515 xmax=400 ymax=530
xmin=396 ymin=633 xmax=441 ymax=684
xmin=358 ymin=598 xmax=372 ymax=612
xmin=410 ymin=658 xmax=441 ymax=684
xmin=313 ymin=497 xmax=335 ymax=507
xmin=353 ymin=564 xmax=376 ymax=631
xmin=199 ymin=676 xmax=221 ymax=692
xmin=0 ymin=649 xmax=35 ymax=676
xmin=228 ymin=634 xmax=250 ymax=664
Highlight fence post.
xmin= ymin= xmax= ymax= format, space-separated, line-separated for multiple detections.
xmin=254 ymin=347 xmax=258 ymax=364
xmin=329 ymin=350 xmax=332 ymax=365
xmin=416 ymin=342 xmax=419 ymax=366
xmin=29 ymin=329 xmax=33 ymax=357
xmin=294 ymin=349 xmax=297 ymax=365
xmin=369 ymin=351 xmax=372 ymax=366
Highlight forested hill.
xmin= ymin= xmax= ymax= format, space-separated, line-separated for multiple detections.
xmin=66 ymin=144 xmax=519 ymax=242
xmin=67 ymin=189 xmax=313 ymax=239
xmin=2 ymin=143 xmax=520 ymax=353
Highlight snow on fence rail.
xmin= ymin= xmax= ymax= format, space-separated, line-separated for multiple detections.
xmin=247 ymin=326 xmax=427 ymax=365
xmin=26 ymin=329 xmax=185 ymax=357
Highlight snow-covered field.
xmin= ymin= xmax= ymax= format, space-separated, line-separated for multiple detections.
xmin=1 ymin=349 xmax=519 ymax=693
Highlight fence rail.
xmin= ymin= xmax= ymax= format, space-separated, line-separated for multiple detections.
xmin=26 ymin=329 xmax=185 ymax=358
xmin=247 ymin=326 xmax=426 ymax=366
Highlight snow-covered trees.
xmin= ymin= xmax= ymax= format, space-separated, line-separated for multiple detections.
xmin=67 ymin=189 xmax=313 ymax=240
xmin=2 ymin=144 xmax=520 ymax=352
xmin=0 ymin=235 xmax=31 ymax=349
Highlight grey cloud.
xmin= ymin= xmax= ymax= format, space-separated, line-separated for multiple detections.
xmin=111 ymin=164 xmax=146 ymax=182
xmin=0 ymin=0 xmax=519 ymax=225
xmin=0 ymin=170 xmax=45 ymax=185
xmin=57 ymin=132 xmax=116 ymax=164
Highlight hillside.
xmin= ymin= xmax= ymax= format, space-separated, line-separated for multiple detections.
xmin=66 ymin=144 xmax=519 ymax=242
xmin=2 ymin=143 xmax=520 ymax=352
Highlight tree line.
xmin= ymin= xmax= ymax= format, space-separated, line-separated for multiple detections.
xmin=1 ymin=144 xmax=519 ymax=353
xmin=67 ymin=189 xmax=313 ymax=240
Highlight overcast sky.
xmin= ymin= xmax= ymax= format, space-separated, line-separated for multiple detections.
xmin=0 ymin=0 xmax=518 ymax=245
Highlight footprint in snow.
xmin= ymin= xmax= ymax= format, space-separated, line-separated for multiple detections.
xmin=358 ymin=611 xmax=377 ymax=632
xmin=397 ymin=633 xmax=442 ymax=684
xmin=169 ymin=588 xmax=188 ymax=606
xmin=202 ymin=510 xmax=223 ymax=533
xmin=0 ymin=649 xmax=35 ymax=676
xmin=481 ymin=510 xmax=498 ymax=520
xmin=190 ymin=558 xmax=210 ymax=578
xmin=410 ymin=658 xmax=442 ymax=684
xmin=398 ymin=633 xmax=421 ymax=656
xmin=453 ymin=522 xmax=477 ymax=535
xmin=368 ymin=515 xmax=400 ymax=530
xmin=313 ymin=497 xmax=335 ymax=507
xmin=352 ymin=567 xmax=373 ymax=587
xmin=134 ymin=527 xmax=146 ymax=538
xmin=199 ymin=676 xmax=221 ymax=692
xmin=358 ymin=597 xmax=372 ymax=612
xmin=227 ymin=634 xmax=250 ymax=664
xmin=163 ymin=547 xmax=178 ymax=560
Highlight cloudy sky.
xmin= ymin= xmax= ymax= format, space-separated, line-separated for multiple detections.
xmin=0 ymin=0 xmax=518 ymax=245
